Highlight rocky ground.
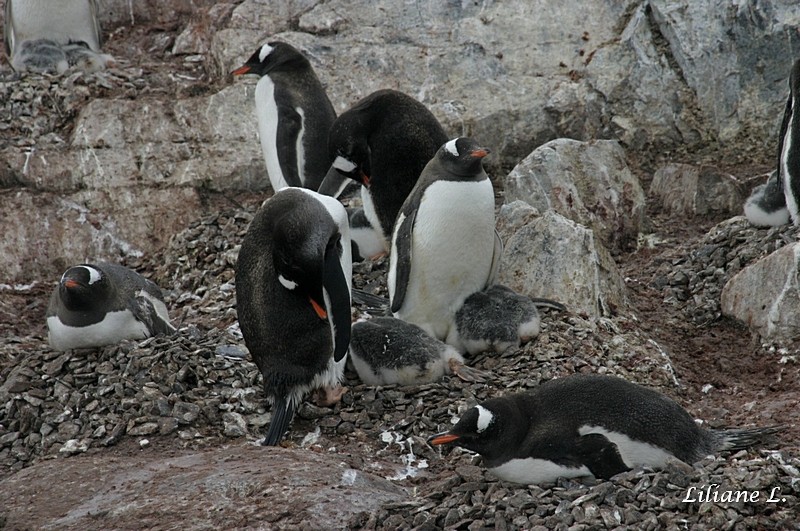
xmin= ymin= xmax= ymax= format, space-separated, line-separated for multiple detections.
xmin=1 ymin=5 xmax=800 ymax=530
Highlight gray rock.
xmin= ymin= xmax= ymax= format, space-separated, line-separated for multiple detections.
xmin=497 ymin=202 xmax=627 ymax=318
xmin=222 ymin=412 xmax=248 ymax=438
xmin=721 ymin=242 xmax=800 ymax=341
xmin=649 ymin=163 xmax=746 ymax=217
xmin=503 ymin=139 xmax=646 ymax=253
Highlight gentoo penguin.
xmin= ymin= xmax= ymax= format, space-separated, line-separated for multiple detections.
xmin=235 ymin=187 xmax=352 ymax=446
xmin=348 ymin=207 xmax=386 ymax=262
xmin=388 ymin=137 xmax=502 ymax=344
xmin=317 ymin=89 xmax=449 ymax=252
xmin=232 ymin=42 xmax=338 ymax=194
xmin=4 ymin=0 xmax=113 ymax=73
xmin=349 ymin=316 xmax=488 ymax=385
xmin=429 ymin=374 xmax=783 ymax=485
xmin=745 ymin=57 xmax=800 ymax=226
xmin=46 ymin=263 xmax=176 ymax=351
xmin=452 ymin=285 xmax=565 ymax=355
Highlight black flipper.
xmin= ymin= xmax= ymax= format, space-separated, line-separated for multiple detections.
xmin=317 ymin=165 xmax=351 ymax=198
xmin=275 ymin=102 xmax=303 ymax=188
xmin=574 ymin=433 xmax=630 ymax=480
xmin=263 ymin=395 xmax=294 ymax=446
xmin=390 ymin=208 xmax=417 ymax=314
xmin=323 ymin=242 xmax=352 ymax=362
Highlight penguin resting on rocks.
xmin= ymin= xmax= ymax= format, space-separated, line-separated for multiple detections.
xmin=235 ymin=187 xmax=352 ymax=446
xmin=429 ymin=374 xmax=784 ymax=485
xmin=46 ymin=263 xmax=175 ymax=351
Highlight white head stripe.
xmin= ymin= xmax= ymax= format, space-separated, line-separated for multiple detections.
xmin=333 ymin=156 xmax=357 ymax=173
xmin=258 ymin=43 xmax=274 ymax=63
xmin=444 ymin=139 xmax=459 ymax=156
xmin=82 ymin=266 xmax=102 ymax=284
xmin=278 ymin=275 xmax=297 ymax=290
xmin=476 ymin=405 xmax=493 ymax=433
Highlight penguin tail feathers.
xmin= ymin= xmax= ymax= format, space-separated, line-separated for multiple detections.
xmin=713 ymin=425 xmax=785 ymax=453
xmin=351 ymin=288 xmax=390 ymax=313
xmin=263 ymin=396 xmax=295 ymax=446
xmin=529 ymin=297 xmax=566 ymax=312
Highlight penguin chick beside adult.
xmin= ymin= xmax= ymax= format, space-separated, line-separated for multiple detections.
xmin=453 ymin=284 xmax=566 ymax=355
xmin=429 ymin=374 xmax=783 ymax=485
xmin=388 ymin=137 xmax=502 ymax=344
xmin=318 ymin=89 xmax=449 ymax=253
xmin=4 ymin=0 xmax=113 ymax=73
xmin=46 ymin=263 xmax=176 ymax=351
xmin=745 ymin=57 xmax=800 ymax=226
xmin=232 ymin=42 xmax=338 ymax=194
xmin=235 ymin=187 xmax=352 ymax=446
xmin=349 ymin=316 xmax=488 ymax=385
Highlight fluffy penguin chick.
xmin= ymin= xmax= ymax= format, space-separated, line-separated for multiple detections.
xmin=745 ymin=57 xmax=800 ymax=226
xmin=349 ymin=317 xmax=488 ymax=385
xmin=232 ymin=41 xmax=337 ymax=194
xmin=429 ymin=374 xmax=783 ymax=485
xmin=388 ymin=137 xmax=502 ymax=344
xmin=46 ymin=263 xmax=175 ymax=351
xmin=235 ymin=187 xmax=352 ymax=446
xmin=454 ymin=284 xmax=565 ymax=355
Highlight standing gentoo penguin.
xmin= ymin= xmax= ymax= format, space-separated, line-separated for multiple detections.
xmin=4 ymin=0 xmax=114 ymax=73
xmin=349 ymin=316 xmax=488 ymax=385
xmin=388 ymin=137 xmax=502 ymax=344
xmin=429 ymin=374 xmax=783 ymax=484
xmin=745 ymin=57 xmax=800 ymax=226
xmin=46 ymin=263 xmax=176 ymax=351
xmin=453 ymin=284 xmax=565 ymax=355
xmin=235 ymin=187 xmax=352 ymax=446
xmin=317 ymin=89 xmax=449 ymax=253
xmin=232 ymin=42 xmax=338 ymax=194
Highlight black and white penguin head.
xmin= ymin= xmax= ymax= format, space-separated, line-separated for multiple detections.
xmin=231 ymin=41 xmax=308 ymax=77
xmin=58 ymin=264 xmax=110 ymax=310
xmin=437 ymin=137 xmax=491 ymax=177
xmin=326 ymin=121 xmax=372 ymax=186
xmin=428 ymin=401 xmax=513 ymax=460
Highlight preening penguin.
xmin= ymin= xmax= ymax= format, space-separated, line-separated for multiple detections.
xmin=232 ymin=42 xmax=338 ymax=194
xmin=745 ymin=57 xmax=800 ymax=226
xmin=46 ymin=263 xmax=175 ymax=351
xmin=388 ymin=137 xmax=502 ymax=344
xmin=349 ymin=316 xmax=488 ymax=385
xmin=4 ymin=0 xmax=113 ymax=73
xmin=318 ymin=89 xmax=449 ymax=252
xmin=429 ymin=374 xmax=783 ymax=485
xmin=235 ymin=187 xmax=352 ymax=446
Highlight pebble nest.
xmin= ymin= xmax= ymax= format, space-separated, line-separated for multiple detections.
xmin=2 ymin=206 xmax=798 ymax=529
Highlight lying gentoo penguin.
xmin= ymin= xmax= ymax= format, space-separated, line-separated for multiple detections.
xmin=4 ymin=0 xmax=113 ymax=73
xmin=317 ymin=89 xmax=449 ymax=253
xmin=46 ymin=263 xmax=176 ymax=351
xmin=744 ymin=57 xmax=800 ymax=226
xmin=453 ymin=284 xmax=566 ymax=355
xmin=389 ymin=137 xmax=502 ymax=344
xmin=235 ymin=187 xmax=352 ymax=446
xmin=232 ymin=42 xmax=338 ymax=194
xmin=349 ymin=316 xmax=488 ymax=385
xmin=428 ymin=374 xmax=783 ymax=485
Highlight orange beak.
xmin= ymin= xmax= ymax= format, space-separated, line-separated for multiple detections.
xmin=428 ymin=433 xmax=460 ymax=445
xmin=470 ymin=148 xmax=490 ymax=159
xmin=64 ymin=279 xmax=81 ymax=289
xmin=309 ymin=297 xmax=328 ymax=320
xmin=231 ymin=65 xmax=251 ymax=76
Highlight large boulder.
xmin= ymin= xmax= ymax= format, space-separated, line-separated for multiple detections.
xmin=504 ymin=139 xmax=645 ymax=254
xmin=496 ymin=201 xmax=627 ymax=319
xmin=649 ymin=163 xmax=747 ymax=217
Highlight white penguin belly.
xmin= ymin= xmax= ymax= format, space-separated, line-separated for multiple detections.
xmin=47 ymin=311 xmax=150 ymax=351
xmin=490 ymin=458 xmax=592 ymax=484
xmin=577 ymin=425 xmax=674 ymax=469
xmin=396 ymin=179 xmax=496 ymax=340
xmin=255 ymin=76 xmax=289 ymax=193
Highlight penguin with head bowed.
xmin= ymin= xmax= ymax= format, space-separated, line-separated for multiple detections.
xmin=232 ymin=41 xmax=339 ymax=194
xmin=349 ymin=316 xmax=488 ymax=386
xmin=317 ymin=89 xmax=449 ymax=254
xmin=235 ymin=187 xmax=352 ymax=446
xmin=46 ymin=263 xmax=176 ymax=351
xmin=4 ymin=0 xmax=114 ymax=73
xmin=388 ymin=137 xmax=502 ymax=345
xmin=429 ymin=374 xmax=784 ymax=485
xmin=745 ymin=57 xmax=800 ymax=227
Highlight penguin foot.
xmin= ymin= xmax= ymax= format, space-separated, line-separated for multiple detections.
xmin=311 ymin=385 xmax=348 ymax=407
xmin=448 ymin=358 xmax=489 ymax=383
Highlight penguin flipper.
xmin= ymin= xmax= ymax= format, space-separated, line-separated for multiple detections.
xmin=574 ymin=433 xmax=630 ymax=480
xmin=3 ymin=0 xmax=12 ymax=57
xmin=89 ymin=0 xmax=103 ymax=49
xmin=129 ymin=294 xmax=174 ymax=337
xmin=275 ymin=101 xmax=304 ymax=188
xmin=389 ymin=208 xmax=417 ymax=314
xmin=486 ymin=229 xmax=503 ymax=287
